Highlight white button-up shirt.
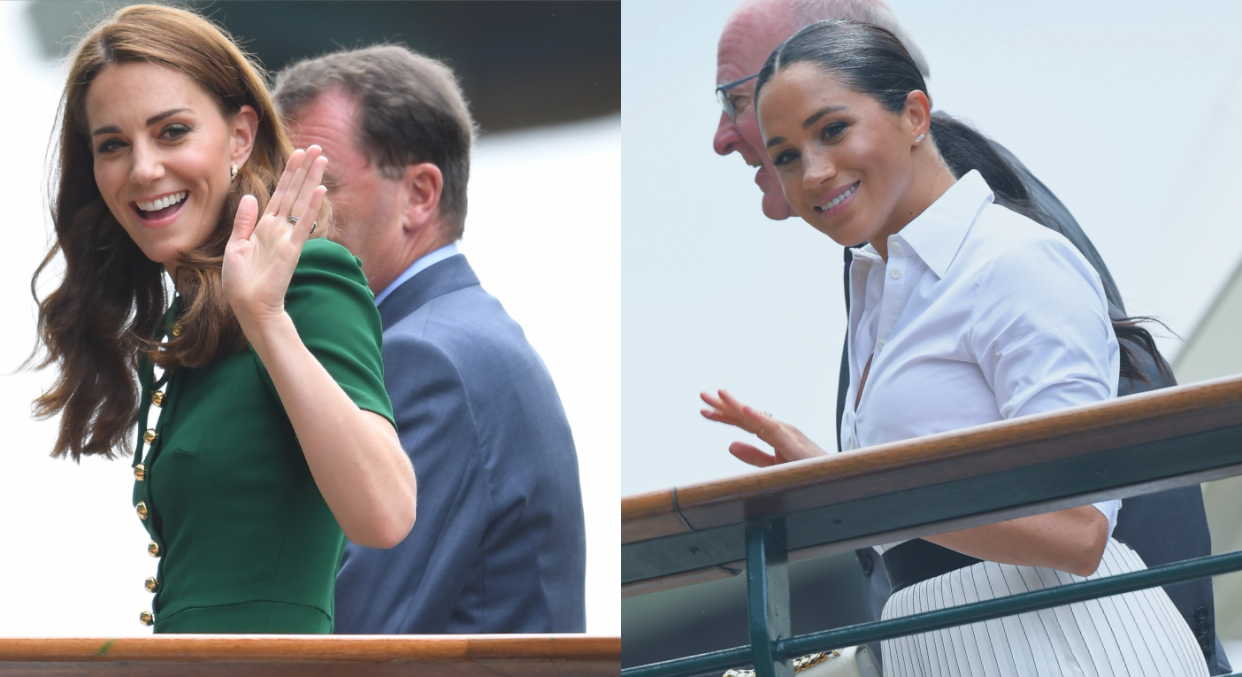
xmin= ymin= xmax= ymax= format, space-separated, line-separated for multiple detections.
xmin=839 ymin=171 xmax=1121 ymax=553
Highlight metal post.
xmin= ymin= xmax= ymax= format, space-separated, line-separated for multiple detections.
xmin=746 ymin=519 xmax=792 ymax=677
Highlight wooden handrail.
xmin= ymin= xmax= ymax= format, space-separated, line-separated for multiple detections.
xmin=0 ymin=635 xmax=621 ymax=676
xmin=623 ymin=373 xmax=1242 ymax=594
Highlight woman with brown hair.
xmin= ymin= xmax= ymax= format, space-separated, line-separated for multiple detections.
xmin=31 ymin=4 xmax=416 ymax=633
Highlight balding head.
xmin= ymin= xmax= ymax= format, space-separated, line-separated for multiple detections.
xmin=713 ymin=0 xmax=928 ymax=220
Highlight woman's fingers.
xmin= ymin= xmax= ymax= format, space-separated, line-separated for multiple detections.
xmin=267 ymin=148 xmax=302 ymax=217
xmin=231 ymin=194 xmax=259 ymax=243
xmin=729 ymin=442 xmax=776 ymax=467
xmin=276 ymin=147 xmax=318 ymax=217
xmin=288 ymin=155 xmax=328 ymax=234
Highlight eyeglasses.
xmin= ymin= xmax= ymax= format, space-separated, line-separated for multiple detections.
xmin=715 ymin=72 xmax=760 ymax=121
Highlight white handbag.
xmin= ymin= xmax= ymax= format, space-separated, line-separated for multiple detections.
xmin=723 ymin=645 xmax=881 ymax=677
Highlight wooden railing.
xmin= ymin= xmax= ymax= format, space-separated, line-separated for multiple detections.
xmin=622 ymin=373 xmax=1242 ymax=676
xmin=0 ymin=635 xmax=621 ymax=676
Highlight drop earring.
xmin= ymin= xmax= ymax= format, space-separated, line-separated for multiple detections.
xmin=229 ymin=164 xmax=238 ymax=181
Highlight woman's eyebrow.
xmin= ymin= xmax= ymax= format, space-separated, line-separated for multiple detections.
xmin=91 ymin=108 xmax=190 ymax=136
xmin=803 ymin=105 xmax=847 ymax=128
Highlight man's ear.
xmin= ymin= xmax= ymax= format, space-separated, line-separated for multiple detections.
xmin=402 ymin=162 xmax=443 ymax=231
xmin=230 ymin=105 xmax=259 ymax=167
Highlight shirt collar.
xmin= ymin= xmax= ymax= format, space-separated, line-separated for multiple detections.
xmin=891 ymin=169 xmax=994 ymax=278
xmin=373 ymin=243 xmax=460 ymax=306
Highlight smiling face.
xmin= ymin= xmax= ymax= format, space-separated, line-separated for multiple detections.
xmin=757 ymin=62 xmax=922 ymax=249
xmin=86 ymin=61 xmax=255 ymax=275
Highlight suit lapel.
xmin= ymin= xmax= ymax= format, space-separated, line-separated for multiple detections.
xmin=378 ymin=254 xmax=481 ymax=331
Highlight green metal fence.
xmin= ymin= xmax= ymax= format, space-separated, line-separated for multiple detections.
xmin=622 ymin=375 xmax=1242 ymax=677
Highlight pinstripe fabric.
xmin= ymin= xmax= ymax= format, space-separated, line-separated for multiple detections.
xmin=880 ymin=539 xmax=1209 ymax=677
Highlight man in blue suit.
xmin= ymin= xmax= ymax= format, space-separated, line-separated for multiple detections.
xmin=274 ymin=45 xmax=587 ymax=633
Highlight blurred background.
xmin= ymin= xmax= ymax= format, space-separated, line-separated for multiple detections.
xmin=1 ymin=0 xmax=618 ymax=636
xmin=622 ymin=0 xmax=1242 ymax=667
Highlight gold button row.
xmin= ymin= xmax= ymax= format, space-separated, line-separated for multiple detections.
xmin=139 ymin=378 xmax=168 ymax=628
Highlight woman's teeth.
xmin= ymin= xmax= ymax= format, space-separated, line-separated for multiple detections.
xmin=817 ymin=183 xmax=857 ymax=212
xmin=136 ymin=191 xmax=187 ymax=213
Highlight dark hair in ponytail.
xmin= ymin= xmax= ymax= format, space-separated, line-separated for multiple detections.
xmin=756 ymin=19 xmax=1171 ymax=385
xmin=929 ymin=114 xmax=1172 ymax=384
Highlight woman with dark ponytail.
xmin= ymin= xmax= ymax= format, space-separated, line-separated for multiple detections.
xmin=701 ymin=19 xmax=1207 ymax=677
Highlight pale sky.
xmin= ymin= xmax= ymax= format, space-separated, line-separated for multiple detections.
xmin=0 ymin=1 xmax=618 ymax=636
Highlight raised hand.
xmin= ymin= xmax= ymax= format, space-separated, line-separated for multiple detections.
xmin=700 ymin=389 xmax=829 ymax=467
xmin=223 ymin=146 xmax=328 ymax=334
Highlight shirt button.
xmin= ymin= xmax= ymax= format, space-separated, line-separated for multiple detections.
xmin=151 ymin=391 xmax=164 ymax=407
xmin=890 ymin=242 xmax=901 ymax=254
xmin=876 ymin=339 xmax=886 ymax=352
xmin=890 ymin=268 xmax=902 ymax=279
xmin=148 ymin=541 xmax=160 ymax=557
xmin=145 ymin=576 xmax=159 ymax=593
xmin=142 ymin=429 xmax=158 ymax=445
xmin=136 ymin=502 xmax=149 ymax=520
xmin=139 ymin=611 xmax=153 ymax=626
xmin=134 ymin=464 xmax=145 ymax=481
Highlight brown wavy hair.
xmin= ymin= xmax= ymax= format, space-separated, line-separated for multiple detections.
xmin=31 ymin=4 xmax=327 ymax=460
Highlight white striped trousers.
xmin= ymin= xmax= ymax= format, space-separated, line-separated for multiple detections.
xmin=880 ymin=539 xmax=1209 ymax=677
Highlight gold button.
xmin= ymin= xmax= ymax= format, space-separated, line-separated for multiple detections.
xmin=151 ymin=391 xmax=164 ymax=407
xmin=144 ymin=576 xmax=159 ymax=593
xmin=142 ymin=429 xmax=158 ymax=444
xmin=139 ymin=610 xmax=153 ymax=626
xmin=171 ymin=322 xmax=182 ymax=337
xmin=134 ymin=464 xmax=145 ymax=481
xmin=136 ymin=502 xmax=148 ymax=520
xmin=148 ymin=541 xmax=160 ymax=557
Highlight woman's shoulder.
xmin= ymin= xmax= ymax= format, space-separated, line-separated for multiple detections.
xmin=971 ymin=203 xmax=1091 ymax=270
xmin=286 ymin=238 xmax=377 ymax=318
xmin=294 ymin=238 xmax=367 ymax=282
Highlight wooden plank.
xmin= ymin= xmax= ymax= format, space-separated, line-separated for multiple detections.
xmin=621 ymin=490 xmax=688 ymax=542
xmin=0 ymin=636 xmax=621 ymax=677
xmin=622 ymin=374 xmax=1242 ymax=542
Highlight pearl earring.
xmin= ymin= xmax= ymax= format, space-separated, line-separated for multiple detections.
xmin=230 ymin=164 xmax=238 ymax=180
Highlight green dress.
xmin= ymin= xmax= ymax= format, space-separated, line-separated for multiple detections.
xmin=130 ymin=239 xmax=395 ymax=633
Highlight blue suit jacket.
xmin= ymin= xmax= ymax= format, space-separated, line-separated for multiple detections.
xmin=334 ymin=254 xmax=587 ymax=633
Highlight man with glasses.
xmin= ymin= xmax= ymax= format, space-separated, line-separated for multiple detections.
xmin=710 ymin=0 xmax=1231 ymax=672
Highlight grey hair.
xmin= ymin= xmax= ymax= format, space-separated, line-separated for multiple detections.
xmin=784 ymin=0 xmax=930 ymax=78
xmin=274 ymin=45 xmax=477 ymax=240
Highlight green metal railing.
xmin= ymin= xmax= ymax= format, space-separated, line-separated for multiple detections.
xmin=625 ymin=525 xmax=1242 ymax=677
xmin=622 ymin=375 xmax=1242 ymax=677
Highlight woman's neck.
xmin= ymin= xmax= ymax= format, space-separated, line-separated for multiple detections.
xmin=869 ymin=150 xmax=959 ymax=262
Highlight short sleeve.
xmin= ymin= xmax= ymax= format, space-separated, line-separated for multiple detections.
xmin=264 ymin=238 xmax=395 ymax=428
xmin=967 ymin=230 xmax=1119 ymax=420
